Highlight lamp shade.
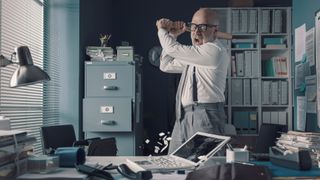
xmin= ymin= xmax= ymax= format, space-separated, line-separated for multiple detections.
xmin=10 ymin=46 xmax=50 ymax=87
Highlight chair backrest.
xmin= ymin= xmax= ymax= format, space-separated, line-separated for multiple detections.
xmin=224 ymin=124 xmax=237 ymax=136
xmin=87 ymin=137 xmax=117 ymax=156
xmin=41 ymin=124 xmax=76 ymax=153
xmin=255 ymin=124 xmax=287 ymax=153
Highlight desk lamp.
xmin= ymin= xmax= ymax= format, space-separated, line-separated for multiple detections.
xmin=0 ymin=46 xmax=50 ymax=87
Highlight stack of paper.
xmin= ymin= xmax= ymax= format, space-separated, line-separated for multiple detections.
xmin=0 ymin=130 xmax=36 ymax=179
xmin=276 ymin=131 xmax=320 ymax=167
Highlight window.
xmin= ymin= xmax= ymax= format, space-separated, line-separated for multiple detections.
xmin=0 ymin=0 xmax=45 ymax=154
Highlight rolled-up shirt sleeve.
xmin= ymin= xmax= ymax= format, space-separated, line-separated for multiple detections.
xmin=159 ymin=51 xmax=185 ymax=73
xmin=158 ymin=28 xmax=222 ymax=69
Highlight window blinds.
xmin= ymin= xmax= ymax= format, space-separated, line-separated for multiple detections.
xmin=0 ymin=0 xmax=44 ymax=154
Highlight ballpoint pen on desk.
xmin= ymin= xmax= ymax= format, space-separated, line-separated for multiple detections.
xmin=226 ymin=143 xmax=234 ymax=151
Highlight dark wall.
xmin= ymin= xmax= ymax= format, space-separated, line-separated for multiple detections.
xmin=80 ymin=0 xmax=292 ymax=141
xmin=79 ymin=0 xmax=113 ymax=138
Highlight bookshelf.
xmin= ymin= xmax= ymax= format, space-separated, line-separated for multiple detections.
xmin=213 ymin=7 xmax=292 ymax=135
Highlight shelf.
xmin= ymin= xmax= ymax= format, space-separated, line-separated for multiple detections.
xmin=261 ymin=105 xmax=289 ymax=108
xmin=231 ymin=48 xmax=258 ymax=51
xmin=261 ymin=77 xmax=288 ymax=79
xmin=231 ymin=105 xmax=258 ymax=107
xmin=230 ymin=77 xmax=260 ymax=79
xmin=260 ymin=33 xmax=288 ymax=36
xmin=261 ymin=48 xmax=289 ymax=51
xmin=220 ymin=7 xmax=292 ymax=132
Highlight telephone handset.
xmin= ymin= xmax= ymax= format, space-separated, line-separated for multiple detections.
xmin=117 ymin=164 xmax=152 ymax=180
xmin=75 ymin=163 xmax=114 ymax=180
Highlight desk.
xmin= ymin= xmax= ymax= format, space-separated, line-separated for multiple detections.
xmin=18 ymin=156 xmax=320 ymax=180
xmin=17 ymin=156 xmax=188 ymax=180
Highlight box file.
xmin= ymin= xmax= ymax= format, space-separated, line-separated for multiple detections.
xmin=251 ymin=79 xmax=259 ymax=105
xmin=243 ymin=79 xmax=251 ymax=105
xmin=270 ymin=81 xmax=279 ymax=105
xmin=233 ymin=111 xmax=249 ymax=134
xmin=240 ymin=10 xmax=248 ymax=33
xmin=236 ymin=53 xmax=244 ymax=77
xmin=231 ymin=79 xmax=243 ymax=105
xmin=262 ymin=111 xmax=271 ymax=124
xmin=251 ymin=51 xmax=259 ymax=77
xmin=270 ymin=112 xmax=279 ymax=124
xmin=278 ymin=111 xmax=287 ymax=125
xmin=248 ymin=10 xmax=257 ymax=33
xmin=244 ymin=51 xmax=252 ymax=77
xmin=262 ymin=81 xmax=271 ymax=105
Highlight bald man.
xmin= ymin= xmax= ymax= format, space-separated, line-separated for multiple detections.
xmin=156 ymin=8 xmax=229 ymax=154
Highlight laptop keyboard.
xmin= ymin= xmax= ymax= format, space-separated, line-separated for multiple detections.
xmin=149 ymin=156 xmax=185 ymax=168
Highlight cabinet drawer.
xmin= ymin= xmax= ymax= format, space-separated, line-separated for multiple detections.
xmin=83 ymin=98 xmax=132 ymax=132
xmin=85 ymin=65 xmax=133 ymax=97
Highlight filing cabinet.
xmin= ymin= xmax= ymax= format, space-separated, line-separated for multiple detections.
xmin=83 ymin=60 xmax=143 ymax=155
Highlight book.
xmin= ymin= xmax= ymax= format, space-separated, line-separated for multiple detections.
xmin=265 ymin=44 xmax=287 ymax=49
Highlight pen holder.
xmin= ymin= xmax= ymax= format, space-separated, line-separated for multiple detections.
xmin=226 ymin=148 xmax=249 ymax=163
xmin=54 ymin=147 xmax=86 ymax=167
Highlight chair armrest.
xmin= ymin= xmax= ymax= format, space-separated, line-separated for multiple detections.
xmin=73 ymin=137 xmax=101 ymax=147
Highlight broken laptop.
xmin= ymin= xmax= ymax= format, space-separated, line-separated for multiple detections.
xmin=126 ymin=132 xmax=231 ymax=172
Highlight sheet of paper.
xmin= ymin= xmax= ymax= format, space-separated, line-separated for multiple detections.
xmin=306 ymin=27 xmax=315 ymax=66
xmin=297 ymin=96 xmax=307 ymax=131
xmin=305 ymin=75 xmax=317 ymax=113
xmin=295 ymin=24 xmax=306 ymax=62
xmin=294 ymin=62 xmax=310 ymax=90
xmin=316 ymin=10 xmax=320 ymax=127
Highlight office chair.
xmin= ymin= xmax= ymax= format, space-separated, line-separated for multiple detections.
xmin=87 ymin=137 xmax=117 ymax=156
xmin=254 ymin=123 xmax=287 ymax=153
xmin=41 ymin=124 xmax=101 ymax=155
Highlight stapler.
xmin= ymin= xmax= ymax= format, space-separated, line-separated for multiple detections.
xmin=269 ymin=146 xmax=312 ymax=170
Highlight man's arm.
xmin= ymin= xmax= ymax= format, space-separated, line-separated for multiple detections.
xmin=158 ymin=28 xmax=222 ymax=68
xmin=159 ymin=51 xmax=185 ymax=73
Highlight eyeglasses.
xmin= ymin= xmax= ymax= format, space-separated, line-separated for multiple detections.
xmin=187 ymin=22 xmax=218 ymax=32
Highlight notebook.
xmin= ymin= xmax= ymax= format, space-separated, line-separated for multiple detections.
xmin=126 ymin=132 xmax=231 ymax=172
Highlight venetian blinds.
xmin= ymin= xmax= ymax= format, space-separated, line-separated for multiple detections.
xmin=0 ymin=0 xmax=44 ymax=154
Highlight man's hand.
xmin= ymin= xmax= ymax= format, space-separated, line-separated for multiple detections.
xmin=156 ymin=18 xmax=172 ymax=31
xmin=169 ymin=21 xmax=186 ymax=39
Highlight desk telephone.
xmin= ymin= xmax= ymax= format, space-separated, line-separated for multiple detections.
xmin=75 ymin=163 xmax=152 ymax=180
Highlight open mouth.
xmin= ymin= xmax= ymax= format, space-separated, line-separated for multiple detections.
xmin=193 ymin=37 xmax=202 ymax=44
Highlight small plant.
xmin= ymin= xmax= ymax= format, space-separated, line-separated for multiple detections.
xmin=99 ymin=33 xmax=111 ymax=47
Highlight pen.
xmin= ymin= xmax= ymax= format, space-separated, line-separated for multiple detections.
xmin=227 ymin=143 xmax=234 ymax=151
xmin=234 ymin=161 xmax=255 ymax=166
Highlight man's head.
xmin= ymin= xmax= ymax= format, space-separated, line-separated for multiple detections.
xmin=190 ymin=8 xmax=219 ymax=46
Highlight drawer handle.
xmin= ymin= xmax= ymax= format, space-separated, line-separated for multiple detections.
xmin=101 ymin=120 xmax=117 ymax=125
xmin=103 ymin=86 xmax=118 ymax=90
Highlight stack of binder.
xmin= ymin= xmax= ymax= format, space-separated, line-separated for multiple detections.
xmin=0 ymin=130 xmax=36 ymax=179
xmin=232 ymin=9 xmax=257 ymax=33
xmin=231 ymin=51 xmax=259 ymax=77
xmin=262 ymin=80 xmax=288 ymax=105
xmin=233 ymin=111 xmax=257 ymax=134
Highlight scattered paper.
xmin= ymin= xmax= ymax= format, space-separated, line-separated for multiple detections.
xmin=306 ymin=27 xmax=315 ymax=66
xmin=316 ymin=11 xmax=320 ymax=128
xmin=305 ymin=75 xmax=317 ymax=113
xmin=297 ymin=96 xmax=307 ymax=131
xmin=295 ymin=24 xmax=306 ymax=62
xmin=294 ymin=62 xmax=310 ymax=90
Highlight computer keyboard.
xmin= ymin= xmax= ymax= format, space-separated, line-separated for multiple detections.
xmin=149 ymin=157 xmax=185 ymax=168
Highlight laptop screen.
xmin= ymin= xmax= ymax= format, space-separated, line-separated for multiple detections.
xmin=172 ymin=133 xmax=229 ymax=163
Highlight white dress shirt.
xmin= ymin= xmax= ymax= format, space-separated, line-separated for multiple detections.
xmin=158 ymin=28 xmax=229 ymax=107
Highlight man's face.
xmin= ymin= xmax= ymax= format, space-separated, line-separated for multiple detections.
xmin=190 ymin=12 xmax=217 ymax=46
